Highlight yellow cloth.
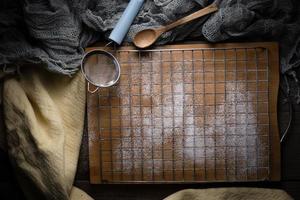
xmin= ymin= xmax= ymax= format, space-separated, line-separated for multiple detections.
xmin=2 ymin=66 xmax=92 ymax=200
xmin=165 ymin=188 xmax=293 ymax=200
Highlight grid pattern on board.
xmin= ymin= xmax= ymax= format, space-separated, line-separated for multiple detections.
xmin=88 ymin=47 xmax=271 ymax=183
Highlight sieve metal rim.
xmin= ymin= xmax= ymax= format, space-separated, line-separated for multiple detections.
xmin=81 ymin=49 xmax=121 ymax=88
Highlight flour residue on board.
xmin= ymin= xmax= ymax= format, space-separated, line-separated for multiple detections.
xmin=111 ymin=58 xmax=264 ymax=178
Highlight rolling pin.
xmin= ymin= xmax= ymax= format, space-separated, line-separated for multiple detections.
xmin=109 ymin=0 xmax=145 ymax=45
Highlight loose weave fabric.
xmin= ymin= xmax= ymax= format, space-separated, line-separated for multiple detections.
xmin=0 ymin=0 xmax=299 ymax=77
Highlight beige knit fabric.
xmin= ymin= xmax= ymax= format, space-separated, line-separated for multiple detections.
xmin=165 ymin=188 xmax=293 ymax=200
xmin=2 ymin=66 xmax=92 ymax=200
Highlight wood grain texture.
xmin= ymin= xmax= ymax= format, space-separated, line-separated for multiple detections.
xmin=267 ymin=43 xmax=280 ymax=181
xmin=86 ymin=42 xmax=280 ymax=184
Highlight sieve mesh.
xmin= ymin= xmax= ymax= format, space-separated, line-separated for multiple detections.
xmin=82 ymin=51 xmax=120 ymax=88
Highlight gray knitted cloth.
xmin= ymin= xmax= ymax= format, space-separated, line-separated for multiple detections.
xmin=0 ymin=0 xmax=299 ymax=78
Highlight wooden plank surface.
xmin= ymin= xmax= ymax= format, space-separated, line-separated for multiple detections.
xmin=87 ymin=42 xmax=280 ymax=184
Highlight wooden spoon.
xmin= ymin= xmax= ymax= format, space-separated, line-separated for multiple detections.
xmin=133 ymin=3 xmax=218 ymax=49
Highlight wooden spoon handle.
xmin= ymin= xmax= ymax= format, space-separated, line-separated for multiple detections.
xmin=160 ymin=3 xmax=218 ymax=33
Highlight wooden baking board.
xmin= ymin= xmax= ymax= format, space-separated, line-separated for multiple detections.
xmin=87 ymin=42 xmax=280 ymax=184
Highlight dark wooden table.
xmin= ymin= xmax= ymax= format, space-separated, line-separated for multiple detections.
xmin=1 ymin=80 xmax=300 ymax=200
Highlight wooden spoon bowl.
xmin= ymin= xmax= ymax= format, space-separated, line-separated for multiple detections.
xmin=133 ymin=29 xmax=161 ymax=49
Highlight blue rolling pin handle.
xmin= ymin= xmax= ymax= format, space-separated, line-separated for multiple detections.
xmin=109 ymin=0 xmax=144 ymax=45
